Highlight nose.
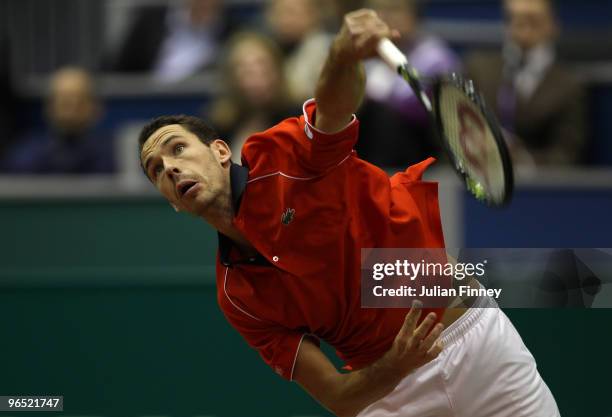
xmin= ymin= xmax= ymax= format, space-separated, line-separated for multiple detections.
xmin=163 ymin=158 xmax=181 ymax=181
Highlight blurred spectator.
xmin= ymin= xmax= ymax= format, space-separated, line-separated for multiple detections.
xmin=357 ymin=0 xmax=461 ymax=167
xmin=208 ymin=32 xmax=298 ymax=162
xmin=0 ymin=33 xmax=19 ymax=160
xmin=265 ymin=0 xmax=333 ymax=104
xmin=465 ymin=0 xmax=587 ymax=166
xmin=109 ymin=0 xmax=231 ymax=83
xmin=0 ymin=67 xmax=114 ymax=174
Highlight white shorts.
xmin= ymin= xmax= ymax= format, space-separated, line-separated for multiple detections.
xmin=357 ymin=296 xmax=561 ymax=417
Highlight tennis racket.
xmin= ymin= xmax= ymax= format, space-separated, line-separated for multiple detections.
xmin=377 ymin=38 xmax=514 ymax=207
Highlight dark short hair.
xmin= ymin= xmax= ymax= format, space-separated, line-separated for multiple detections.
xmin=138 ymin=114 xmax=218 ymax=176
xmin=138 ymin=114 xmax=217 ymax=151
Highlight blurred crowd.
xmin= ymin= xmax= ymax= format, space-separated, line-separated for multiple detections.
xmin=0 ymin=0 xmax=598 ymax=175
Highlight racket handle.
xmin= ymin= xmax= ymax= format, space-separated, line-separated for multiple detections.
xmin=377 ymin=38 xmax=432 ymax=112
xmin=377 ymin=38 xmax=408 ymax=71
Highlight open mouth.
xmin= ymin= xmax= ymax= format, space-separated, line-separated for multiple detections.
xmin=178 ymin=180 xmax=197 ymax=198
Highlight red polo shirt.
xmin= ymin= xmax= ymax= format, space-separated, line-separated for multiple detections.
xmin=216 ymin=99 xmax=445 ymax=380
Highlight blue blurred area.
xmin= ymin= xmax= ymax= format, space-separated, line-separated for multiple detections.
xmin=590 ymin=85 xmax=612 ymax=165
xmin=426 ymin=0 xmax=505 ymax=20
xmin=464 ymin=187 xmax=612 ymax=247
xmin=425 ymin=0 xmax=612 ymax=28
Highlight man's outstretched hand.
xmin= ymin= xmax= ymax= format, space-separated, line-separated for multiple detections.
xmin=379 ymin=301 xmax=445 ymax=377
xmin=293 ymin=300 xmax=446 ymax=417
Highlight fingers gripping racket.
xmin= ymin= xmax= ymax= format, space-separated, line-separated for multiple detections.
xmin=377 ymin=39 xmax=514 ymax=207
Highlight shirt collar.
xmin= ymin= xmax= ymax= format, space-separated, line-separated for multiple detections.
xmin=523 ymin=43 xmax=555 ymax=74
xmin=229 ymin=162 xmax=248 ymax=213
xmin=218 ymin=163 xmax=270 ymax=267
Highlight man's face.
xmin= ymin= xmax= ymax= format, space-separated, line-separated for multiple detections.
xmin=267 ymin=0 xmax=319 ymax=44
xmin=48 ymin=68 xmax=99 ymax=134
xmin=505 ymin=0 xmax=557 ymax=51
xmin=140 ymin=124 xmax=231 ymax=217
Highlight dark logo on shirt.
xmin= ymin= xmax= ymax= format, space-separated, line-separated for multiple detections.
xmin=281 ymin=208 xmax=295 ymax=225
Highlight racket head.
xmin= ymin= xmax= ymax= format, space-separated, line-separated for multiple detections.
xmin=432 ymin=73 xmax=514 ymax=207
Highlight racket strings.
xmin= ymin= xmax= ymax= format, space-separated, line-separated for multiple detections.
xmin=437 ymin=84 xmax=506 ymax=203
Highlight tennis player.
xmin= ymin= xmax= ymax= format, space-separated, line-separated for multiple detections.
xmin=139 ymin=9 xmax=559 ymax=417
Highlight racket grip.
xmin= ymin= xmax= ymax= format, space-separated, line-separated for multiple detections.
xmin=377 ymin=38 xmax=408 ymax=71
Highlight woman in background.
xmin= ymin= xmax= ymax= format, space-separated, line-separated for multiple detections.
xmin=208 ymin=32 xmax=298 ymax=162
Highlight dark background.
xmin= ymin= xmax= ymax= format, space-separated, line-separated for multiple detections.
xmin=1 ymin=0 xmax=612 ymax=415
xmin=1 ymin=196 xmax=611 ymax=417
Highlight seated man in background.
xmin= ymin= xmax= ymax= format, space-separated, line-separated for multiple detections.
xmin=109 ymin=0 xmax=231 ymax=83
xmin=465 ymin=0 xmax=587 ymax=167
xmin=357 ymin=0 xmax=461 ymax=167
xmin=1 ymin=67 xmax=114 ymax=174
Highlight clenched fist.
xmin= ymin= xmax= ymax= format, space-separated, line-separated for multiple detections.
xmin=333 ymin=9 xmax=401 ymax=62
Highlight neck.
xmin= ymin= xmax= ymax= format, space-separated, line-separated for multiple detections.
xmin=210 ymin=213 xmax=249 ymax=247
xmin=199 ymin=174 xmax=253 ymax=250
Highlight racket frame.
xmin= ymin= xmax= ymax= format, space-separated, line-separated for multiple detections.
xmin=432 ymin=74 xmax=514 ymax=206
xmin=377 ymin=38 xmax=514 ymax=206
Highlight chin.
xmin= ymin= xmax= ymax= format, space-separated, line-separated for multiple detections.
xmin=187 ymin=197 xmax=210 ymax=217
xmin=182 ymin=201 xmax=202 ymax=216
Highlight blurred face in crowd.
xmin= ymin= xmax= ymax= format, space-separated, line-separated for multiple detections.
xmin=141 ymin=125 xmax=231 ymax=217
xmin=188 ymin=0 xmax=221 ymax=27
xmin=47 ymin=68 xmax=99 ymax=134
xmin=366 ymin=0 xmax=418 ymax=40
xmin=267 ymin=0 xmax=320 ymax=44
xmin=229 ymin=37 xmax=283 ymax=106
xmin=504 ymin=0 xmax=558 ymax=51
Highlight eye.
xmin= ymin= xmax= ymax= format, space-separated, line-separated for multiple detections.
xmin=153 ymin=164 xmax=163 ymax=178
xmin=174 ymin=144 xmax=185 ymax=155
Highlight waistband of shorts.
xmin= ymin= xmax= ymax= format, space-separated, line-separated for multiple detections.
xmin=439 ymin=294 xmax=497 ymax=347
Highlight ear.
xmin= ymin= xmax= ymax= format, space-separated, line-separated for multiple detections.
xmin=210 ymin=139 xmax=233 ymax=165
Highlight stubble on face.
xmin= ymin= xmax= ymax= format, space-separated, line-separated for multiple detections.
xmin=140 ymin=124 xmax=233 ymax=223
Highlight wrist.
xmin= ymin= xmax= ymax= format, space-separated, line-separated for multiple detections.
xmin=330 ymin=35 xmax=359 ymax=66
xmin=371 ymin=351 xmax=405 ymax=382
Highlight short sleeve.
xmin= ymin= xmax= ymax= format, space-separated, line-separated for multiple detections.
xmin=219 ymin=296 xmax=309 ymax=381
xmin=299 ymin=98 xmax=360 ymax=172
xmin=240 ymin=99 xmax=359 ymax=177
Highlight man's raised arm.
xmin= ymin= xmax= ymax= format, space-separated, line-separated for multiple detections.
xmin=314 ymin=9 xmax=399 ymax=134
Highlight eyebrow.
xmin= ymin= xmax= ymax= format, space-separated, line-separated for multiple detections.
xmin=143 ymin=135 xmax=181 ymax=176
